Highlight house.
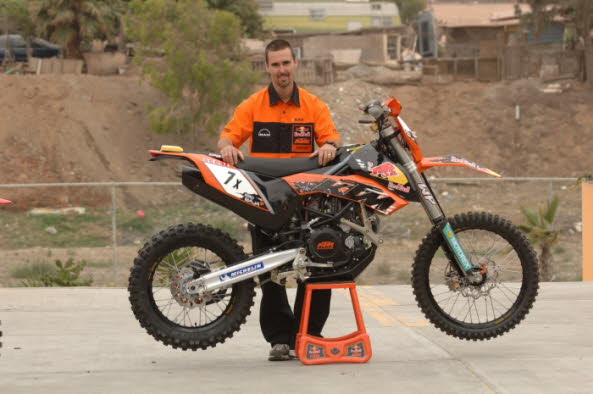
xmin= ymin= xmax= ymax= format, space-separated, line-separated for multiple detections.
xmin=276 ymin=26 xmax=412 ymax=65
xmin=423 ymin=2 xmax=565 ymax=58
xmin=258 ymin=1 xmax=401 ymax=34
xmin=418 ymin=2 xmax=576 ymax=81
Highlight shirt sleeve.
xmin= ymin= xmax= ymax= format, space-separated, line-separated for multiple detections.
xmin=220 ymin=99 xmax=253 ymax=148
xmin=313 ymin=98 xmax=341 ymax=147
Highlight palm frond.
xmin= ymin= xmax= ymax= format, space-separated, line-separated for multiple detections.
xmin=520 ymin=205 xmax=539 ymax=227
xmin=544 ymin=195 xmax=560 ymax=224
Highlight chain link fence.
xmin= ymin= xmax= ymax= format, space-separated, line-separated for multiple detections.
xmin=0 ymin=178 xmax=582 ymax=286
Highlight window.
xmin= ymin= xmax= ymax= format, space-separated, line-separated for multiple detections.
xmin=371 ymin=3 xmax=381 ymax=10
xmin=387 ymin=35 xmax=400 ymax=60
xmin=309 ymin=8 xmax=326 ymax=21
xmin=372 ymin=16 xmax=392 ymax=27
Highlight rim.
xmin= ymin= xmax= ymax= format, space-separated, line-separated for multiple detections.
xmin=428 ymin=228 xmax=525 ymax=327
xmin=149 ymin=245 xmax=233 ymax=328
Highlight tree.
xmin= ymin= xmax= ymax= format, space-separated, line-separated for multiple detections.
xmin=517 ymin=0 xmax=593 ymax=86
xmin=206 ymin=0 xmax=266 ymax=39
xmin=392 ymin=0 xmax=427 ymax=25
xmin=518 ymin=195 xmax=561 ymax=281
xmin=0 ymin=0 xmax=34 ymax=63
xmin=0 ymin=0 xmax=33 ymax=36
xmin=30 ymin=0 xmax=125 ymax=59
xmin=126 ymin=0 xmax=260 ymax=146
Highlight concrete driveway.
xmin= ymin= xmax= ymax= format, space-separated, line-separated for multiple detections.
xmin=1 ymin=282 xmax=592 ymax=393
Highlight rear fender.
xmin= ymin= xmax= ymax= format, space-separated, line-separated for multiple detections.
xmin=418 ymin=155 xmax=501 ymax=178
xmin=150 ymin=150 xmax=271 ymax=212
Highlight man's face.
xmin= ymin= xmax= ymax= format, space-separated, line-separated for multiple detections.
xmin=265 ymin=47 xmax=297 ymax=89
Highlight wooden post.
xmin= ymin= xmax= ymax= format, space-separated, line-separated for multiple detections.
xmin=583 ymin=182 xmax=593 ymax=281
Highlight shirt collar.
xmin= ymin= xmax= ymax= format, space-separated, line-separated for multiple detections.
xmin=268 ymin=82 xmax=300 ymax=107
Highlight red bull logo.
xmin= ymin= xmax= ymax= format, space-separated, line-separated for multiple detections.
xmin=371 ymin=162 xmax=399 ymax=178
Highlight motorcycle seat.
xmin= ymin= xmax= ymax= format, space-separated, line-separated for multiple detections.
xmin=236 ymin=156 xmax=321 ymax=178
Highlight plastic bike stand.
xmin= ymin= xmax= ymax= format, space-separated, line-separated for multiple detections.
xmin=295 ymin=282 xmax=372 ymax=365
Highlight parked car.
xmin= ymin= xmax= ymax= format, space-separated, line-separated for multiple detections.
xmin=0 ymin=34 xmax=60 ymax=63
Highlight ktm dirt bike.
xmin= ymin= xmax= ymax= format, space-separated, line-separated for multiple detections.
xmin=128 ymin=98 xmax=539 ymax=350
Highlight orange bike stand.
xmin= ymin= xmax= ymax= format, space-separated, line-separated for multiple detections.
xmin=295 ymin=282 xmax=372 ymax=365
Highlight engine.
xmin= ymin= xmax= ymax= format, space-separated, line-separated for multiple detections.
xmin=303 ymin=196 xmax=376 ymax=267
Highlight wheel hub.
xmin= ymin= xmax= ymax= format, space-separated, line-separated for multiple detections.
xmin=170 ymin=261 xmax=211 ymax=307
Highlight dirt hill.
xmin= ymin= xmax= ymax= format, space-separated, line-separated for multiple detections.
xmin=1 ymin=74 xmax=592 ymax=207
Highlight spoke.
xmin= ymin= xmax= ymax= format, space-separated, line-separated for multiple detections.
xmin=448 ymin=292 xmax=462 ymax=318
xmin=184 ymin=308 xmax=194 ymax=327
xmin=214 ymin=300 xmax=226 ymax=314
xmin=472 ymin=297 xmax=481 ymax=323
xmin=491 ymin=293 xmax=512 ymax=312
xmin=159 ymin=298 xmax=175 ymax=318
xmin=489 ymin=293 xmax=500 ymax=317
xmin=160 ymin=260 xmax=180 ymax=272
xmin=440 ymin=291 xmax=456 ymax=312
xmin=496 ymin=283 xmax=519 ymax=303
xmin=172 ymin=307 xmax=185 ymax=324
xmin=200 ymin=304 xmax=218 ymax=322
xmin=155 ymin=296 xmax=175 ymax=303
xmin=463 ymin=298 xmax=472 ymax=323
xmin=153 ymin=287 xmax=167 ymax=295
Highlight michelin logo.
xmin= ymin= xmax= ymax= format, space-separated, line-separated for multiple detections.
xmin=219 ymin=262 xmax=264 ymax=281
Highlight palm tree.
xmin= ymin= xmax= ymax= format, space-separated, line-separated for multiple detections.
xmin=518 ymin=195 xmax=561 ymax=281
xmin=30 ymin=0 xmax=124 ymax=59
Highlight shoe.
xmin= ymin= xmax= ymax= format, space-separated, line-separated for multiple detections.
xmin=268 ymin=344 xmax=295 ymax=361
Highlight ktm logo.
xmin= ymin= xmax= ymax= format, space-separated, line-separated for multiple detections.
xmin=316 ymin=241 xmax=335 ymax=250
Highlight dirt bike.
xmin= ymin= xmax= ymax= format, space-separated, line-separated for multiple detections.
xmin=128 ymin=97 xmax=539 ymax=351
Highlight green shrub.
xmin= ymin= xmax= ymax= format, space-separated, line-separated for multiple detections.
xmin=21 ymin=258 xmax=93 ymax=287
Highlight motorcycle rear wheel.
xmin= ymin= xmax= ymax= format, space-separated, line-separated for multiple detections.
xmin=128 ymin=223 xmax=255 ymax=350
xmin=412 ymin=212 xmax=539 ymax=340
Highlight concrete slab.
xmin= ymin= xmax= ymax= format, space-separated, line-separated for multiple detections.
xmin=1 ymin=283 xmax=592 ymax=393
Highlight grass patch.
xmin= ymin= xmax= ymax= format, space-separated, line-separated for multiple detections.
xmin=86 ymin=260 xmax=112 ymax=269
xmin=10 ymin=261 xmax=56 ymax=279
xmin=0 ymin=211 xmax=112 ymax=248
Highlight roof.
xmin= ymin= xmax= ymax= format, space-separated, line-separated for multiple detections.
xmin=260 ymin=2 xmax=399 ymax=17
xmin=430 ymin=3 xmax=531 ymax=28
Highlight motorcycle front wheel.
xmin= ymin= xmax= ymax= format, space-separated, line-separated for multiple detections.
xmin=128 ymin=223 xmax=255 ymax=350
xmin=412 ymin=212 xmax=539 ymax=340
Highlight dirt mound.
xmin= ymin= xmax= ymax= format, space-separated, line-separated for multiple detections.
xmin=0 ymin=74 xmax=215 ymax=207
xmin=1 ymin=74 xmax=592 ymax=208
xmin=307 ymin=78 xmax=593 ymax=178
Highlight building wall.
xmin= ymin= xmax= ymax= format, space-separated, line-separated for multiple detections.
xmin=264 ymin=15 xmax=400 ymax=33
xmin=301 ymin=33 xmax=388 ymax=63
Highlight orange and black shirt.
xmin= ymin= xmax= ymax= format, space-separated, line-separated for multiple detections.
xmin=221 ymin=83 xmax=340 ymax=158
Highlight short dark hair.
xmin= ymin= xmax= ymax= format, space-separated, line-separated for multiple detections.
xmin=265 ymin=39 xmax=295 ymax=64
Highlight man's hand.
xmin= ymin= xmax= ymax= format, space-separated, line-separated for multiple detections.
xmin=220 ymin=145 xmax=244 ymax=166
xmin=309 ymin=143 xmax=338 ymax=166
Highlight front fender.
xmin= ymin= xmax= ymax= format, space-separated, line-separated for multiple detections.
xmin=418 ymin=155 xmax=501 ymax=178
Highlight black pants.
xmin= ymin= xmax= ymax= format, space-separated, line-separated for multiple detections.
xmin=250 ymin=225 xmax=331 ymax=349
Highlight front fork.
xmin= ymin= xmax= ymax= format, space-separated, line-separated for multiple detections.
xmin=380 ymin=125 xmax=476 ymax=278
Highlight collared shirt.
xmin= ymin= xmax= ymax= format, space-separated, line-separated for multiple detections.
xmin=220 ymin=83 xmax=340 ymax=158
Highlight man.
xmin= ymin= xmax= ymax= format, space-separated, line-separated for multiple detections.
xmin=218 ymin=39 xmax=341 ymax=361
